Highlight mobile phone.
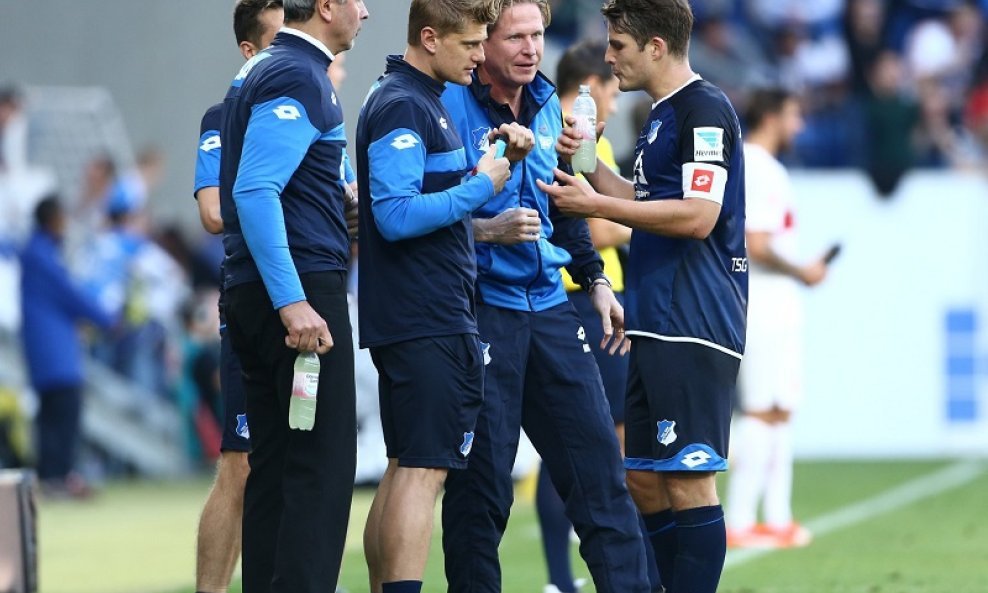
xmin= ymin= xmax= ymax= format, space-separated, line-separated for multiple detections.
xmin=823 ymin=243 xmax=842 ymax=264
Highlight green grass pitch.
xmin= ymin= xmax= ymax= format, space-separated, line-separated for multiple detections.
xmin=35 ymin=459 xmax=987 ymax=593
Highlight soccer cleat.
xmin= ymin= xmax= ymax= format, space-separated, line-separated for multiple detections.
xmin=543 ymin=578 xmax=587 ymax=593
xmin=754 ymin=522 xmax=813 ymax=548
xmin=726 ymin=526 xmax=780 ymax=549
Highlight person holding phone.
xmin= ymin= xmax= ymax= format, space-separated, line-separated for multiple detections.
xmin=725 ymin=87 xmax=833 ymax=550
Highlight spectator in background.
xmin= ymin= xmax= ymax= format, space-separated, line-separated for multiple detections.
xmin=843 ymin=0 xmax=887 ymax=96
xmin=865 ymin=50 xmax=919 ymax=196
xmin=0 ymin=85 xmax=28 ymax=173
xmin=20 ymin=196 xmax=114 ymax=498
xmin=689 ymin=12 xmax=773 ymax=105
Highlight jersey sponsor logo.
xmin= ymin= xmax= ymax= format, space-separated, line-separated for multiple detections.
xmin=657 ymin=420 xmax=678 ymax=445
xmin=538 ymin=134 xmax=554 ymax=150
xmin=693 ymin=127 xmax=725 ymax=162
xmin=390 ymin=133 xmax=420 ymax=150
xmin=647 ymin=119 xmax=663 ymax=144
xmin=460 ymin=431 xmax=475 ymax=457
xmin=690 ymin=168 xmax=715 ymax=192
xmin=633 ymin=150 xmax=647 ymax=188
xmin=236 ymin=413 xmax=250 ymax=440
xmin=681 ymin=449 xmax=712 ymax=469
xmin=273 ymin=105 xmax=302 ymax=120
xmin=200 ymin=135 xmax=221 ymax=153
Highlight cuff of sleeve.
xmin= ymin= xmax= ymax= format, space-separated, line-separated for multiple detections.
xmin=473 ymin=171 xmax=497 ymax=199
xmin=271 ymin=292 xmax=306 ymax=310
xmin=575 ymin=261 xmax=606 ymax=292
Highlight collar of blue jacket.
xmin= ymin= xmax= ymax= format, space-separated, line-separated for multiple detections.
xmin=467 ymin=69 xmax=556 ymax=128
xmin=384 ymin=54 xmax=447 ymax=98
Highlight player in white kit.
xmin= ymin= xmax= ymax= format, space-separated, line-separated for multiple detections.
xmin=726 ymin=87 xmax=832 ymax=549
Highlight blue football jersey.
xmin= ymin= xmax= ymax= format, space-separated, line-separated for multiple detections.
xmin=624 ymin=76 xmax=747 ymax=358
xmin=194 ymin=103 xmax=222 ymax=197
xmin=356 ymin=55 xmax=495 ymax=348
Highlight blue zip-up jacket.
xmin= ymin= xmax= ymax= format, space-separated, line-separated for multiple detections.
xmin=356 ymin=55 xmax=495 ymax=348
xmin=20 ymin=230 xmax=114 ymax=390
xmin=220 ymin=30 xmax=351 ymax=308
xmin=441 ymin=72 xmax=603 ymax=312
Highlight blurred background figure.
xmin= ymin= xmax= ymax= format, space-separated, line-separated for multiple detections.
xmin=726 ymin=88 xmax=831 ymax=549
xmin=0 ymin=85 xmax=28 ymax=174
xmin=19 ymin=195 xmax=115 ymax=498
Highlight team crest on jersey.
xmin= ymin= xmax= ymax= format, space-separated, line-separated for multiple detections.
xmin=460 ymin=432 xmax=475 ymax=457
xmin=440 ymin=117 xmax=448 ymax=130
xmin=693 ymin=127 xmax=724 ymax=162
xmin=657 ymin=420 xmax=677 ymax=445
xmin=236 ymin=414 xmax=250 ymax=440
xmin=472 ymin=127 xmax=494 ymax=151
xmin=647 ymin=120 xmax=663 ymax=144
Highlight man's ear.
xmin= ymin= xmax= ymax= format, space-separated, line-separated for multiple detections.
xmin=240 ymin=41 xmax=258 ymax=60
xmin=649 ymin=36 xmax=667 ymax=61
xmin=317 ymin=0 xmax=334 ymax=24
xmin=420 ymin=27 xmax=439 ymax=55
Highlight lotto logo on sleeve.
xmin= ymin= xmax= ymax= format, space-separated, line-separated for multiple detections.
xmin=691 ymin=168 xmax=715 ymax=193
xmin=391 ymin=133 xmax=420 ymax=150
xmin=693 ymin=127 xmax=724 ymax=161
xmin=273 ymin=105 xmax=302 ymax=120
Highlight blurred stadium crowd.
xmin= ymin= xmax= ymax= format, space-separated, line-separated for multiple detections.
xmin=0 ymin=0 xmax=986 ymax=492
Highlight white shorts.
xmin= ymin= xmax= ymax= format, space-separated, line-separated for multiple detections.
xmin=739 ymin=281 xmax=803 ymax=412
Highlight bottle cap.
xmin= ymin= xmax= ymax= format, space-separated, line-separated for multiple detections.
xmin=579 ymin=84 xmax=591 ymax=94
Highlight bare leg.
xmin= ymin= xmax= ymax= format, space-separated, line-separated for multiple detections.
xmin=378 ymin=466 xmax=448 ymax=583
xmin=196 ymin=451 xmax=250 ymax=593
xmin=364 ymin=459 xmax=398 ymax=593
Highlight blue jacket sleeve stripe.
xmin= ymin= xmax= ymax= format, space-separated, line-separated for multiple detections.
xmin=319 ymin=123 xmax=347 ymax=143
xmin=194 ymin=130 xmax=221 ymax=196
xmin=369 ymin=128 xmax=494 ymax=242
xmin=342 ymin=151 xmax=356 ymax=184
xmin=233 ymin=96 xmax=319 ymax=309
xmin=424 ymin=148 xmax=468 ymax=174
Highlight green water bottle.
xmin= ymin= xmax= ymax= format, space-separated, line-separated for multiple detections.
xmin=289 ymin=351 xmax=319 ymax=430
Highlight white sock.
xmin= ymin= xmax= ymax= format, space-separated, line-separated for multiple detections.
xmin=726 ymin=415 xmax=774 ymax=531
xmin=764 ymin=420 xmax=794 ymax=528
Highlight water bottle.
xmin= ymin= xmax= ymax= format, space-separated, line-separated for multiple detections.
xmin=289 ymin=351 xmax=320 ymax=430
xmin=571 ymin=84 xmax=597 ymax=174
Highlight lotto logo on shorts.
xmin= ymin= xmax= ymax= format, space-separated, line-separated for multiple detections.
xmin=681 ymin=450 xmax=712 ymax=469
xmin=690 ymin=169 xmax=714 ymax=193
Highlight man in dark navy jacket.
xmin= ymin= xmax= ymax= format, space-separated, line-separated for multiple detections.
xmin=20 ymin=196 xmax=114 ymax=498
xmin=218 ymin=1 xmax=368 ymax=591
xmin=356 ymin=1 xmax=512 ymax=592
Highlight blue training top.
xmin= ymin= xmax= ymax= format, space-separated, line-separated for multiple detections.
xmin=356 ymin=55 xmax=496 ymax=348
xmin=441 ymin=72 xmax=603 ymax=313
xmin=624 ymin=77 xmax=748 ymax=358
xmin=220 ymin=30 xmax=351 ymax=309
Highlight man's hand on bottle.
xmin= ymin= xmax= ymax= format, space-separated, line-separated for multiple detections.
xmin=279 ymin=301 xmax=333 ymax=354
xmin=489 ymin=123 xmax=534 ymax=163
xmin=556 ymin=115 xmax=607 ymax=165
xmin=476 ymin=143 xmax=511 ymax=193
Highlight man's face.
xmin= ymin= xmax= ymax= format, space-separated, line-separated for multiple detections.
xmin=481 ymin=3 xmax=544 ymax=91
xmin=590 ymin=74 xmax=621 ymax=121
xmin=777 ymin=98 xmax=804 ymax=153
xmin=605 ymin=27 xmax=649 ymax=92
xmin=435 ymin=22 xmax=488 ymax=86
xmin=331 ymin=0 xmax=369 ymax=52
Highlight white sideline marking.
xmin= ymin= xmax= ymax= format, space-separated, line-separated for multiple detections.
xmin=724 ymin=460 xmax=986 ymax=570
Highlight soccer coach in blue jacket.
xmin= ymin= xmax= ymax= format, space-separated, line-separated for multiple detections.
xmin=440 ymin=1 xmax=651 ymax=592
xmin=218 ymin=1 xmax=368 ymax=591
